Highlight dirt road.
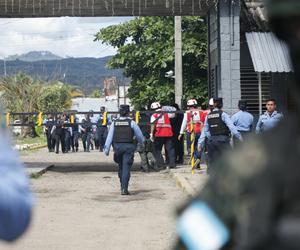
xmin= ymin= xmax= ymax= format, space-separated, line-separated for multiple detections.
xmin=0 ymin=167 xmax=186 ymax=250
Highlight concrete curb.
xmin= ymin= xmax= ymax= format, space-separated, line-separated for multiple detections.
xmin=29 ymin=144 xmax=47 ymax=150
xmin=15 ymin=143 xmax=47 ymax=151
xmin=170 ymin=171 xmax=196 ymax=197
xmin=29 ymin=165 xmax=54 ymax=178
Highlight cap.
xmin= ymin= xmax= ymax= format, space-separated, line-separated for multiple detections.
xmin=119 ymin=105 xmax=130 ymax=116
xmin=238 ymin=100 xmax=247 ymax=110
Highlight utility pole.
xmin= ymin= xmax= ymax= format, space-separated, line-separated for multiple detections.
xmin=175 ymin=16 xmax=183 ymax=109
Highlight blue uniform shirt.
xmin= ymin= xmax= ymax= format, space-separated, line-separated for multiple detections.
xmin=231 ymin=110 xmax=254 ymax=132
xmin=104 ymin=117 xmax=145 ymax=155
xmin=0 ymin=134 xmax=33 ymax=241
xmin=198 ymin=109 xmax=242 ymax=147
xmin=256 ymin=111 xmax=283 ymax=133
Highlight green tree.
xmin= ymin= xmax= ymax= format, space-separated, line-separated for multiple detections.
xmin=0 ymin=73 xmax=43 ymax=112
xmin=39 ymin=83 xmax=72 ymax=112
xmin=95 ymin=16 xmax=208 ymax=109
xmin=89 ymin=89 xmax=103 ymax=98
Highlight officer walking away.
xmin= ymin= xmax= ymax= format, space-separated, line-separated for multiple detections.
xmin=150 ymin=102 xmax=177 ymax=170
xmin=198 ymin=98 xmax=242 ymax=170
xmin=45 ymin=114 xmax=55 ymax=152
xmin=231 ymin=100 xmax=254 ymax=146
xmin=256 ymin=98 xmax=283 ymax=133
xmin=104 ymin=105 xmax=144 ymax=195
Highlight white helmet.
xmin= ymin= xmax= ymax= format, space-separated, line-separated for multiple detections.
xmin=187 ymin=99 xmax=197 ymax=107
xmin=151 ymin=102 xmax=161 ymax=110
xmin=209 ymin=98 xmax=214 ymax=106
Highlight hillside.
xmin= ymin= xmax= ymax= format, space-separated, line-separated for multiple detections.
xmin=6 ymin=51 xmax=63 ymax=62
xmin=0 ymin=55 xmax=125 ymax=94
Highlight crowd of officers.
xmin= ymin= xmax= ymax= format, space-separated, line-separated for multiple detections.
xmin=43 ymin=98 xmax=283 ymax=194
xmin=44 ymin=106 xmax=109 ymax=154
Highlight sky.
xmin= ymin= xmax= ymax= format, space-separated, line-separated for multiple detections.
xmin=0 ymin=17 xmax=133 ymax=59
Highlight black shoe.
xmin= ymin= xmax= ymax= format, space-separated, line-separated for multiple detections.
xmin=76 ymin=148 xmax=78 ymax=152
xmin=56 ymin=151 xmax=59 ymax=154
xmin=121 ymin=189 xmax=130 ymax=195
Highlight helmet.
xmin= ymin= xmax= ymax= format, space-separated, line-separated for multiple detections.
xmin=151 ymin=102 xmax=161 ymax=110
xmin=187 ymin=99 xmax=197 ymax=107
xmin=119 ymin=105 xmax=130 ymax=116
xmin=209 ymin=98 xmax=214 ymax=106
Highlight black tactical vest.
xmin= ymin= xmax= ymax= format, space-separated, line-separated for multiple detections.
xmin=207 ymin=110 xmax=230 ymax=136
xmin=113 ymin=119 xmax=134 ymax=143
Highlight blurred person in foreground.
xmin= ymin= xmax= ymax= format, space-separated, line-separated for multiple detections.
xmin=0 ymin=109 xmax=33 ymax=241
xmin=175 ymin=1 xmax=300 ymax=249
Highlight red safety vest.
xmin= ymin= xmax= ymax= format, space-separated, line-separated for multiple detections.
xmin=153 ymin=113 xmax=173 ymax=137
xmin=186 ymin=110 xmax=206 ymax=134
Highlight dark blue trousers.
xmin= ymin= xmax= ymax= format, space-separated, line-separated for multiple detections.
xmin=113 ymin=143 xmax=135 ymax=191
xmin=206 ymin=135 xmax=231 ymax=169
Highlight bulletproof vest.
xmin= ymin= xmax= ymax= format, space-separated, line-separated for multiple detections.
xmin=97 ymin=115 xmax=106 ymax=127
xmin=55 ymin=120 xmax=64 ymax=135
xmin=207 ymin=110 xmax=230 ymax=136
xmin=113 ymin=118 xmax=134 ymax=143
xmin=73 ymin=123 xmax=79 ymax=132
xmin=46 ymin=120 xmax=54 ymax=133
xmin=83 ymin=121 xmax=92 ymax=133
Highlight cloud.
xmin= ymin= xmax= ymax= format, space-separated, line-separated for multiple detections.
xmin=0 ymin=17 xmax=133 ymax=58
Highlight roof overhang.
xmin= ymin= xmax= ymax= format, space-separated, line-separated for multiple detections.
xmin=0 ymin=0 xmax=215 ymax=17
xmin=246 ymin=32 xmax=293 ymax=73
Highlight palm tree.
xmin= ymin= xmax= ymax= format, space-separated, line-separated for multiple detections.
xmin=0 ymin=73 xmax=43 ymax=137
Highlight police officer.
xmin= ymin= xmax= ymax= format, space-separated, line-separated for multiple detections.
xmin=51 ymin=115 xmax=65 ymax=154
xmin=81 ymin=116 xmax=93 ymax=152
xmin=231 ymin=100 xmax=254 ymax=146
xmin=256 ymin=98 xmax=283 ymax=133
xmin=104 ymin=105 xmax=144 ymax=195
xmin=198 ymin=97 xmax=242 ymax=169
xmin=71 ymin=117 xmax=80 ymax=152
xmin=45 ymin=114 xmax=55 ymax=152
xmin=95 ymin=106 xmax=109 ymax=152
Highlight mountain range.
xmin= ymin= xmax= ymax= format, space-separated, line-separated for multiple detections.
xmin=0 ymin=51 xmax=126 ymax=94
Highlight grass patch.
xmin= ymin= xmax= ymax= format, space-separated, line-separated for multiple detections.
xmin=30 ymin=172 xmax=42 ymax=179
xmin=14 ymin=135 xmax=47 ymax=145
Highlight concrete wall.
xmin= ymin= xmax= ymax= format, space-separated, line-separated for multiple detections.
xmin=208 ymin=0 xmax=241 ymax=114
